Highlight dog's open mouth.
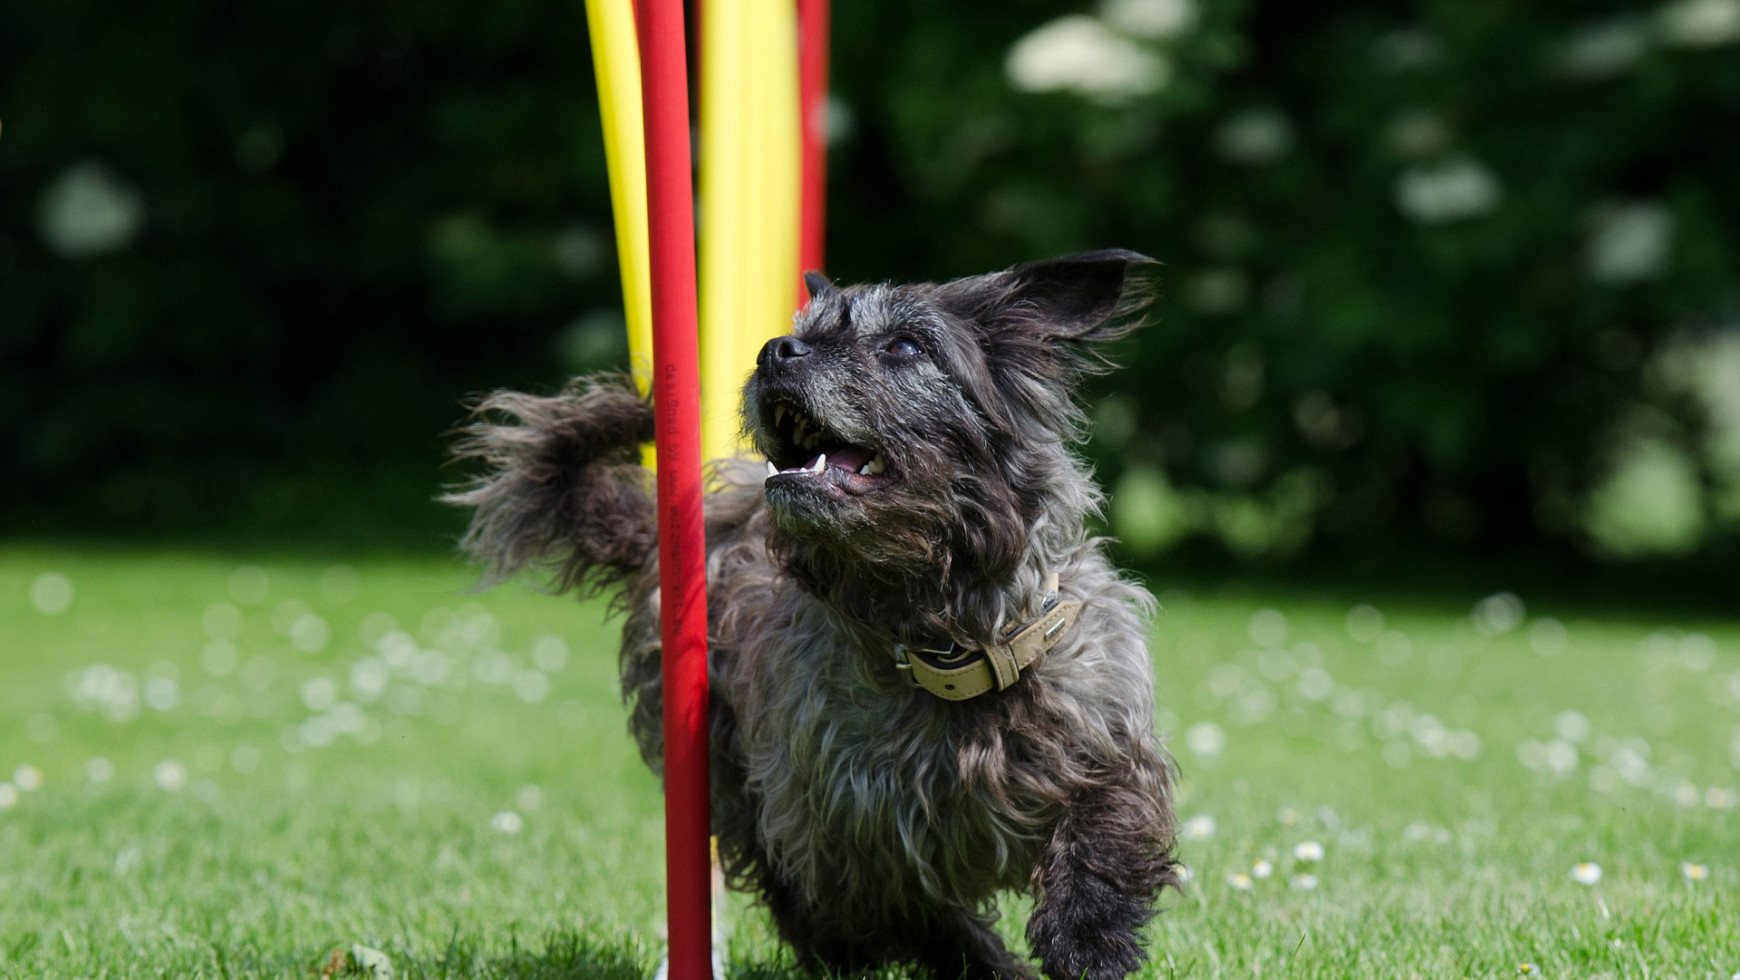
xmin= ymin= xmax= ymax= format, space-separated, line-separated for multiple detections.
xmin=761 ymin=397 xmax=892 ymax=493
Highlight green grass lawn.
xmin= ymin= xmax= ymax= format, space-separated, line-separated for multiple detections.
xmin=1 ymin=545 xmax=1735 ymax=978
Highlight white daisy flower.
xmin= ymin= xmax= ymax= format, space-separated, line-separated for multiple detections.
xmin=13 ymin=765 xmax=43 ymax=792
xmin=153 ymin=760 xmax=186 ymax=792
xmin=1181 ymin=814 xmax=1217 ymax=840
xmin=29 ymin=572 xmax=75 ymax=614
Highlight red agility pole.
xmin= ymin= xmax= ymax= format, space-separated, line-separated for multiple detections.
xmin=797 ymin=0 xmax=830 ymax=294
xmin=637 ymin=1 xmax=712 ymax=977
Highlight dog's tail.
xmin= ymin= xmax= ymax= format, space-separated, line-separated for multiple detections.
xmin=443 ymin=375 xmax=656 ymax=599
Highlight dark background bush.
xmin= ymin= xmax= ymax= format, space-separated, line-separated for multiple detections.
xmin=4 ymin=0 xmax=1738 ymax=582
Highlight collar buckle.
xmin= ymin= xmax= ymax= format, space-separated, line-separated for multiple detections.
xmin=894 ymin=578 xmax=1081 ymax=702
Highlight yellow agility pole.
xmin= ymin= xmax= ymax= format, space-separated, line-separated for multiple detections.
xmin=699 ymin=0 xmax=802 ymax=461
xmin=585 ymin=0 xmax=654 ymax=399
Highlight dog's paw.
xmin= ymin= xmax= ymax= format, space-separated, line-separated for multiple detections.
xmin=1026 ymin=880 xmax=1148 ymax=980
xmin=1029 ymin=928 xmax=1141 ymax=980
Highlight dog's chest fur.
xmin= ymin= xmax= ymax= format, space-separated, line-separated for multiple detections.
xmin=681 ymin=480 xmax=1161 ymax=925
xmin=724 ymin=601 xmax=1054 ymax=914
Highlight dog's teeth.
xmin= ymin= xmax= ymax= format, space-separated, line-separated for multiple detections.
xmin=765 ymin=460 xmax=778 ymax=477
xmin=774 ymin=404 xmax=787 ymax=427
xmin=811 ymin=454 xmax=826 ymax=473
xmin=859 ymin=454 xmax=886 ymax=476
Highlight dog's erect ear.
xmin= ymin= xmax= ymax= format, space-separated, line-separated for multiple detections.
xmin=803 ymin=270 xmax=835 ymax=301
xmin=936 ymin=249 xmax=1156 ymax=347
xmin=932 ymin=250 xmax=1157 ymax=436
xmin=1002 ymin=249 xmax=1154 ymax=339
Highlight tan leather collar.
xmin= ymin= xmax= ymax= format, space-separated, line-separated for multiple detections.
xmin=893 ymin=575 xmax=1081 ymax=701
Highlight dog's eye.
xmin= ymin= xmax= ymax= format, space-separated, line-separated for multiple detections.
xmin=884 ymin=337 xmax=923 ymax=357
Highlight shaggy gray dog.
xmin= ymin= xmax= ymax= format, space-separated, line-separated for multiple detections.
xmin=447 ymin=250 xmax=1181 ymax=980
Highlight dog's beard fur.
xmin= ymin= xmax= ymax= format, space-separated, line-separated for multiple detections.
xmin=447 ymin=251 xmax=1182 ymax=980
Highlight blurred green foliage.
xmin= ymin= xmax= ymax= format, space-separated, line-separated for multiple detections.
xmin=3 ymin=1 xmax=1738 ymax=569
xmin=1 ymin=1 xmax=621 ymax=542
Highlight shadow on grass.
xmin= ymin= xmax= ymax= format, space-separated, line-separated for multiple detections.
xmin=363 ymin=932 xmax=651 ymax=980
xmin=359 ymin=930 xmax=819 ymax=980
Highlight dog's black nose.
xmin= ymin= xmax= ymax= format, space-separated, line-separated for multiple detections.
xmin=759 ymin=335 xmax=811 ymax=369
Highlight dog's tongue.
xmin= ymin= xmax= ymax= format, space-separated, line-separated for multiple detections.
xmin=812 ymin=445 xmax=873 ymax=474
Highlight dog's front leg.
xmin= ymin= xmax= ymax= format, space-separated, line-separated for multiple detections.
xmin=911 ymin=905 xmax=1036 ymax=980
xmin=1025 ymin=783 xmax=1177 ymax=980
